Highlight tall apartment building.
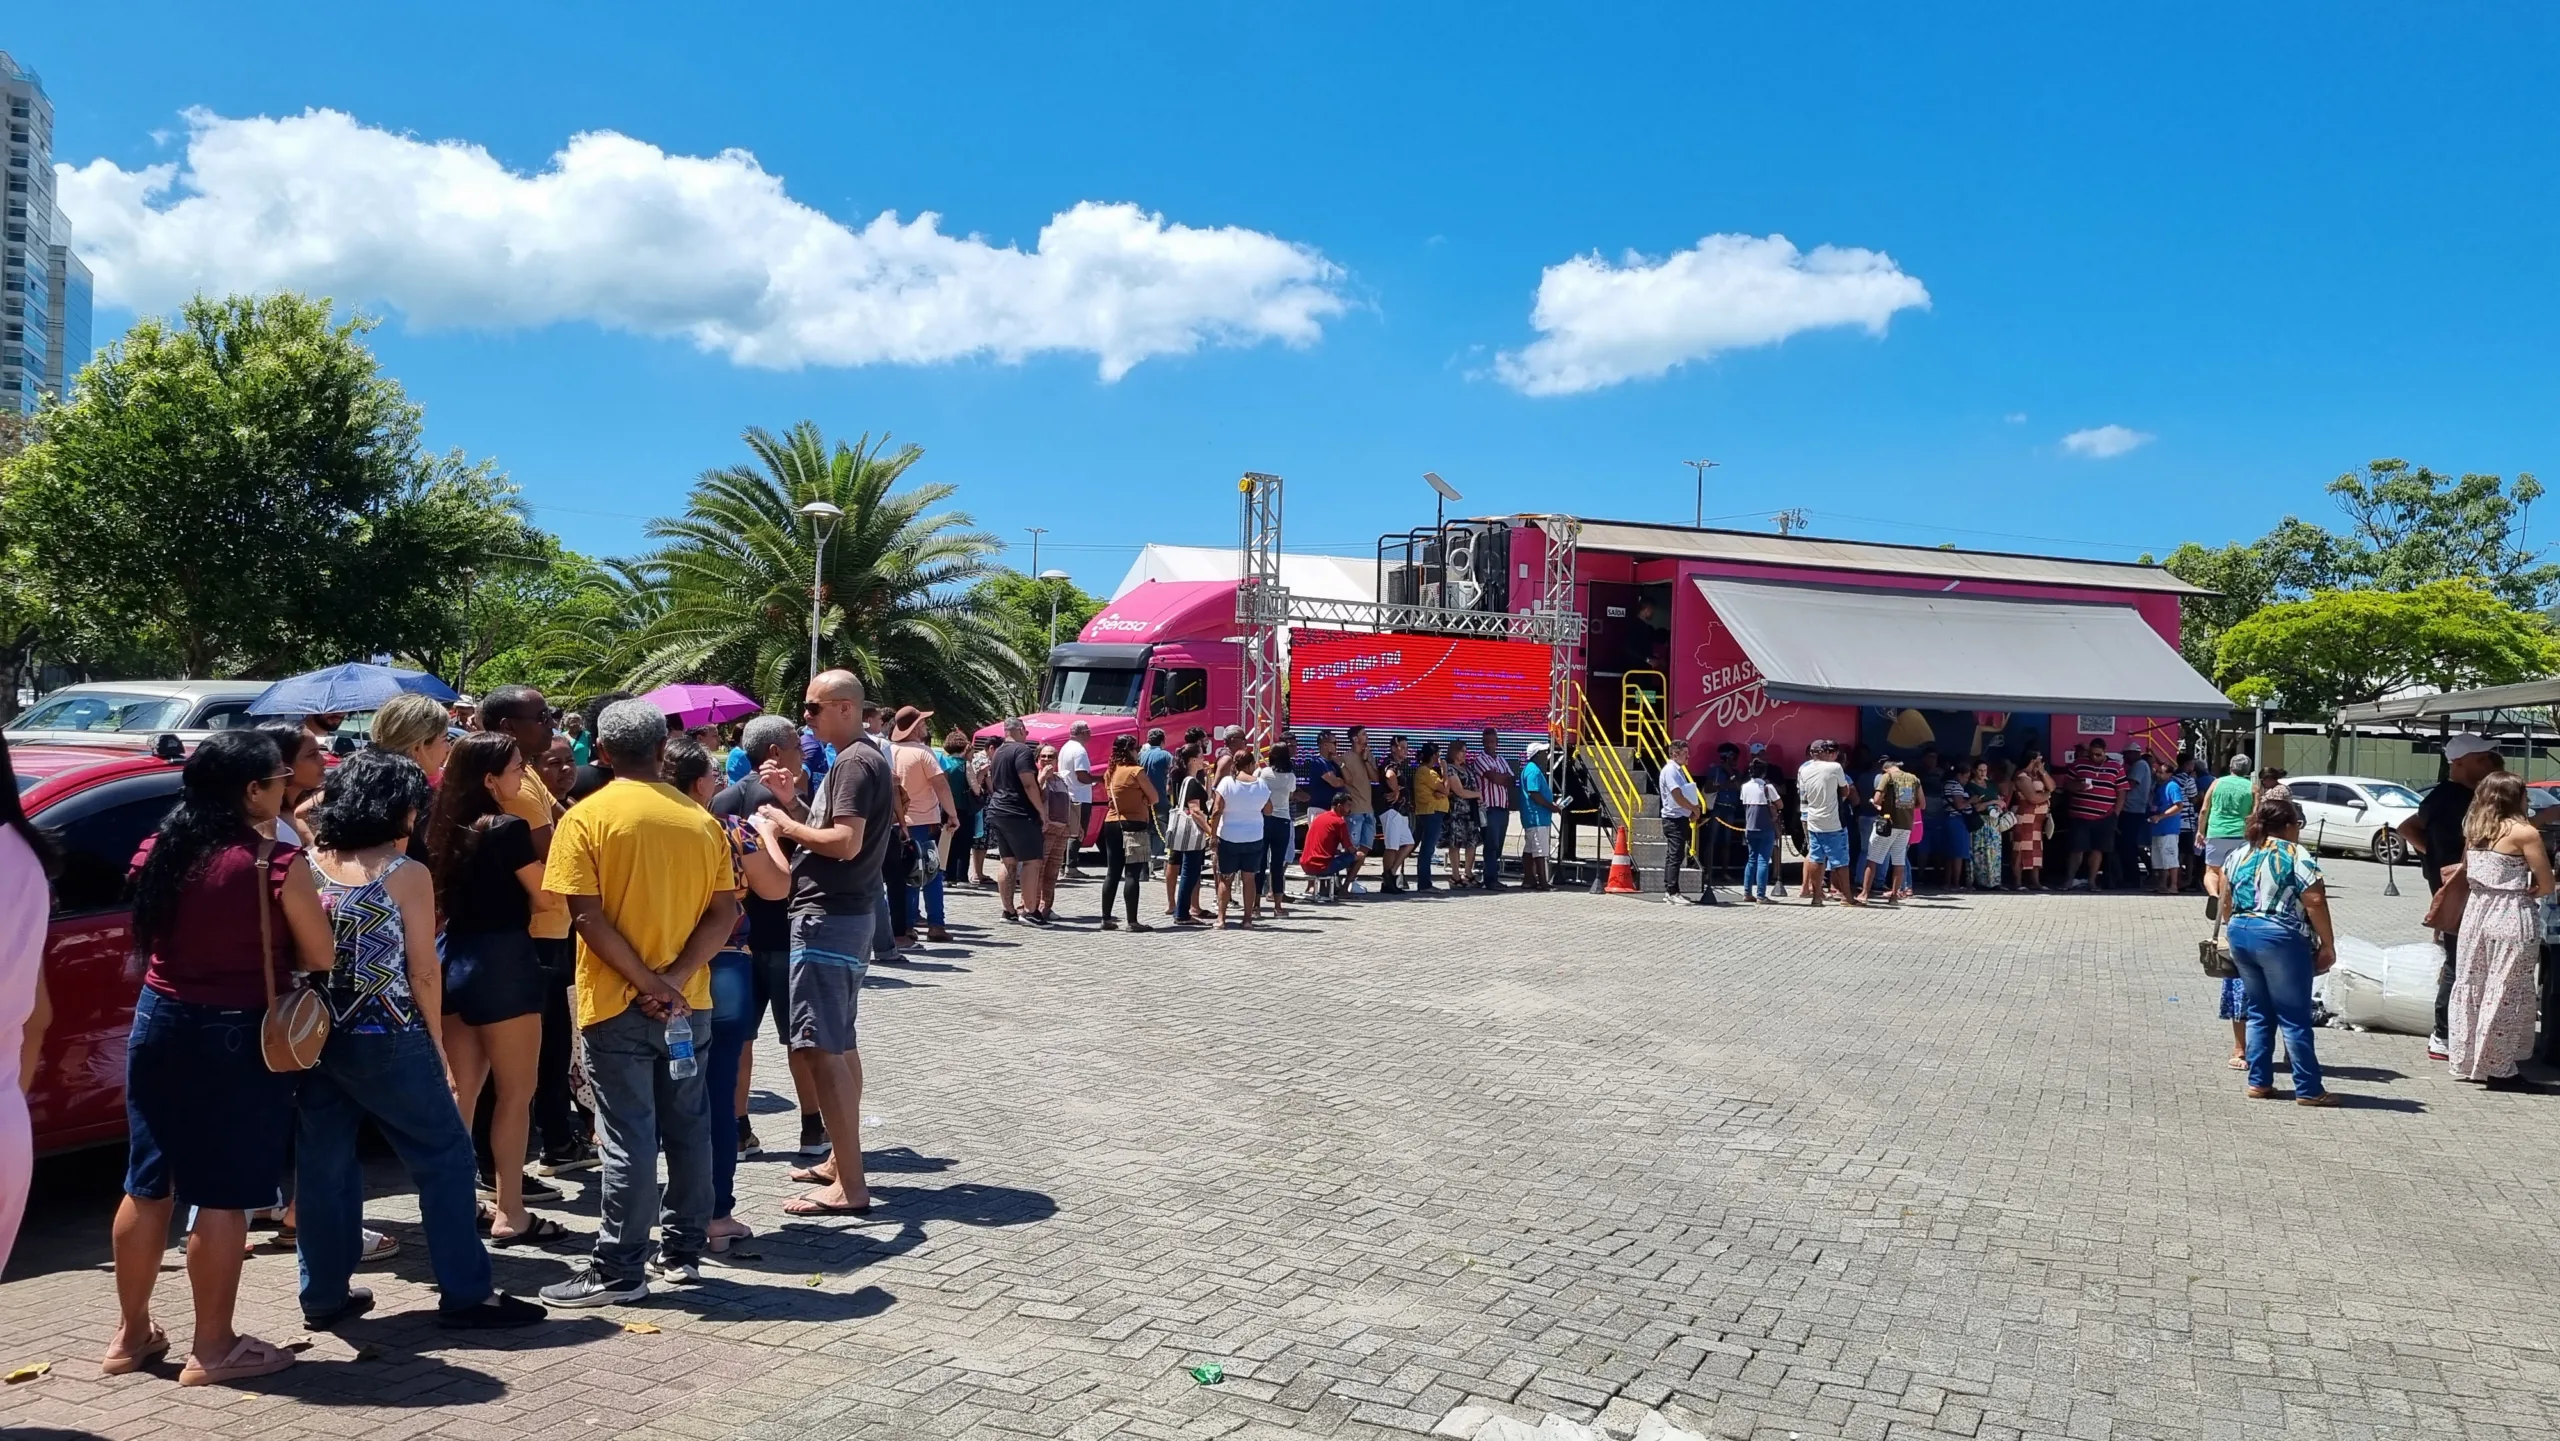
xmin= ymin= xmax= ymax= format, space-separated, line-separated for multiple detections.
xmin=2 ymin=48 xmax=91 ymax=412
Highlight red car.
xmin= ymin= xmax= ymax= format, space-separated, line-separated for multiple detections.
xmin=18 ymin=741 xmax=188 ymax=1154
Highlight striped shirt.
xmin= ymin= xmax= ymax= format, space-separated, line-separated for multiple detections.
xmin=1471 ymin=751 xmax=1516 ymax=810
xmin=2064 ymin=756 xmax=2126 ymax=821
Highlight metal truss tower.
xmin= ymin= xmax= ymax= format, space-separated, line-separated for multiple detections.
xmin=1535 ymin=514 xmax=1582 ymax=745
xmin=1237 ymin=471 xmax=1285 ymax=742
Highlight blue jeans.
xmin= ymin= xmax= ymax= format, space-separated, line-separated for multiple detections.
xmin=706 ymin=952 xmax=765 ymax=1219
xmin=1173 ymin=848 xmax=1205 ymax=918
xmin=2228 ymin=916 xmax=2325 ymax=1097
xmin=584 ymin=1003 xmax=713 ymax=1281
xmin=871 ymin=886 xmax=897 ymax=957
xmin=1264 ymin=814 xmax=1293 ymax=898
xmin=1742 ymin=828 xmax=1776 ymax=897
xmin=909 ymin=824 xmax=946 ymax=929
xmin=1480 ymin=807 xmax=1511 ymax=887
xmin=297 ymin=1026 xmax=492 ymax=1318
xmin=1414 ymin=811 xmax=1445 ymax=887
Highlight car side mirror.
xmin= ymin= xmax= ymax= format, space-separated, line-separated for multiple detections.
xmin=2346 ymin=798 xmax=2367 ymax=811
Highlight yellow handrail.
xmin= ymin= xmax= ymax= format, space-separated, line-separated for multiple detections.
xmin=1571 ymin=681 xmax=1646 ymax=830
xmin=1620 ymin=669 xmax=1674 ymax=773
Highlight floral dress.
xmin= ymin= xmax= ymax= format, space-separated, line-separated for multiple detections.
xmin=2450 ymin=847 xmax=2540 ymax=1080
xmin=1965 ymin=781 xmax=2001 ymax=887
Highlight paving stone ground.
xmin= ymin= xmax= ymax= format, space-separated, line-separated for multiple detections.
xmin=6 ymin=855 xmax=2557 ymax=1441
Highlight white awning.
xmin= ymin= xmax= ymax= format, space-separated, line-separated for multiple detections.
xmin=1694 ymin=578 xmax=2232 ymax=717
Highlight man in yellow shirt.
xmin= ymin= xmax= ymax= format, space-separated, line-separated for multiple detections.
xmin=478 ymin=685 xmax=592 ymax=1176
xmin=536 ymin=699 xmax=737 ymax=1308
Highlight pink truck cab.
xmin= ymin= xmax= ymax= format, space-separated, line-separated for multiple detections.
xmin=977 ymin=580 xmax=1244 ymax=836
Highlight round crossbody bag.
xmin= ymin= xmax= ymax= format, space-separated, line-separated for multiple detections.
xmin=254 ymin=838 xmax=333 ymax=1071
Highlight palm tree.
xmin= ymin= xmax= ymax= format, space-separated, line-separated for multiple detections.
xmin=625 ymin=422 xmax=1022 ymax=721
xmin=537 ymin=555 xmax=671 ymax=701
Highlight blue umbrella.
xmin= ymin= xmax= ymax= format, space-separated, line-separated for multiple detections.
xmin=247 ymin=662 xmax=459 ymax=716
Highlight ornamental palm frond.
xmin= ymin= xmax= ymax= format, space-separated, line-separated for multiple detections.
xmin=624 ymin=422 xmax=1022 ymax=721
xmin=537 ymin=555 xmax=671 ymax=702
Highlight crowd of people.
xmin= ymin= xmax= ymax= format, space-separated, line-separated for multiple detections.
xmin=2 ymin=675 xmax=2554 ymax=1383
xmin=1651 ymin=735 xmax=2223 ymax=908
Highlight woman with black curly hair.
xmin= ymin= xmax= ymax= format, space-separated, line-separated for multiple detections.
xmin=106 ymin=730 xmax=338 ymax=1385
xmin=297 ymin=749 xmax=547 ymax=1334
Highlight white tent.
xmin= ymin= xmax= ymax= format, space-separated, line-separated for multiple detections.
xmin=1109 ymin=545 xmax=1378 ymax=603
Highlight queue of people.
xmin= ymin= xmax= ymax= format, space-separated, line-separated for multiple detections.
xmin=898 ymin=721 xmax=1563 ymax=929
xmin=1722 ymin=736 xmax=2216 ymax=909
xmin=5 ymin=669 xmax=986 ymax=1386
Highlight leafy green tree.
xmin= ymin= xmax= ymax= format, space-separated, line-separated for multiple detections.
xmin=1 ymin=293 xmax=534 ymax=678
xmin=2326 ymin=459 xmax=2554 ymax=605
xmin=2215 ymin=581 xmax=2560 ymax=729
xmin=976 ymin=570 xmax=1104 ymax=711
xmin=623 ymin=422 xmax=1022 ymax=720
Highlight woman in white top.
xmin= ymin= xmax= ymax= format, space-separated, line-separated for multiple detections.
xmin=0 ymin=733 xmax=53 ymax=1276
xmin=1260 ymin=745 xmax=1298 ymax=918
xmin=1210 ymin=758 xmax=1274 ymax=929
xmin=1738 ymin=761 xmax=1783 ymax=903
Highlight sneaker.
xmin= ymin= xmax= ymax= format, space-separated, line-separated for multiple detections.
xmin=1662 ymin=892 xmax=1683 ymax=905
xmin=1348 ymin=881 xmax=1370 ymax=895
xmin=480 ymin=1171 xmax=564 ymax=1202
xmin=303 ymin=1286 xmax=375 ymax=1330
xmin=799 ymin=1114 xmax=831 ymax=1159
xmin=2068 ymin=879 xmax=2092 ymax=891
xmin=1022 ymin=911 xmax=1051 ymax=926
xmin=2428 ymin=1036 xmax=2450 ymax=1061
xmin=649 ymin=1253 xmax=702 ymax=1284
xmin=737 ymin=1119 xmax=761 ymax=1160
xmin=540 ymin=1266 xmax=648 ymax=1309
xmin=437 ymin=1293 xmax=549 ymax=1329
xmin=538 ymin=1143 xmax=600 ymax=1177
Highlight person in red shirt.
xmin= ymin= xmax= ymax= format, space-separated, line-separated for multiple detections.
xmin=1299 ymin=794 xmax=1357 ymax=899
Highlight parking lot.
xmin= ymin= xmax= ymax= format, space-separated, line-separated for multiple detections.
xmin=6 ymin=856 xmax=2556 ymax=1441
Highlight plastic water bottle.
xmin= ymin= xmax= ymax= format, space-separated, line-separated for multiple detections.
xmin=666 ymin=1014 xmax=699 ymax=1079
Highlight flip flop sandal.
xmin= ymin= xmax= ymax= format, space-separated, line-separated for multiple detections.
xmin=781 ymin=1193 xmax=876 ymax=1217
xmin=100 ymin=1327 xmax=170 ymax=1375
xmin=787 ymin=1164 xmax=836 ymax=1185
xmin=179 ymin=1335 xmax=295 ymax=1387
xmin=490 ymin=1215 xmax=570 ymax=1248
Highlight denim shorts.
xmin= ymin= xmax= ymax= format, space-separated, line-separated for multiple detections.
xmin=787 ymin=910 xmax=869 ymax=1055
xmin=1346 ymin=812 xmax=1378 ymax=849
xmin=125 ymin=986 xmax=297 ymax=1209
xmin=1216 ymin=838 xmax=1266 ymax=876
xmin=1806 ymin=827 xmax=1850 ymax=869
xmin=443 ymin=928 xmax=547 ymax=1027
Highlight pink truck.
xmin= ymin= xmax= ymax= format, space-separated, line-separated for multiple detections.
xmin=976 ymin=580 xmax=1245 ymax=839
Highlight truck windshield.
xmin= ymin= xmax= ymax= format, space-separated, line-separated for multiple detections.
xmin=1047 ymin=666 xmax=1145 ymax=716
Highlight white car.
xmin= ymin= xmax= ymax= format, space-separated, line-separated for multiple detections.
xmin=3 ymin=679 xmax=272 ymax=749
xmin=2282 ymin=774 xmax=2423 ymax=863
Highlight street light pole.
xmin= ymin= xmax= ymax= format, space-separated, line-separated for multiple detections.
xmin=799 ymin=501 xmax=845 ymax=686
xmin=1040 ymin=568 xmax=1073 ymax=647
xmin=1025 ymin=525 xmax=1048 ymax=578
xmin=1684 ymin=459 xmax=1719 ymax=529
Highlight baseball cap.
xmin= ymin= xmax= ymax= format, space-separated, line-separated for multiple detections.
xmin=2444 ymin=734 xmax=2499 ymax=762
xmin=1809 ymin=738 xmax=1838 ymax=754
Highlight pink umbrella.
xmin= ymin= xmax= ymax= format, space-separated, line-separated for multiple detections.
xmin=638 ymin=683 xmax=763 ymax=730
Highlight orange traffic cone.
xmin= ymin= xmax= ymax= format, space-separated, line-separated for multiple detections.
xmin=1605 ymin=826 xmax=1641 ymax=894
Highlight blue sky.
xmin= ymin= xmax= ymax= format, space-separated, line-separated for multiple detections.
xmin=15 ymin=4 xmax=2560 ymax=592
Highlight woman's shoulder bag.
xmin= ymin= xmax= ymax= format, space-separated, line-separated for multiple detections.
xmin=256 ymin=839 xmax=332 ymax=1072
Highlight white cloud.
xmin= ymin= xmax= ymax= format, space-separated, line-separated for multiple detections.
xmin=1492 ymin=233 xmax=1929 ymax=396
xmin=2060 ymin=424 xmax=2154 ymax=459
xmin=57 ymin=109 xmax=1347 ymax=380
